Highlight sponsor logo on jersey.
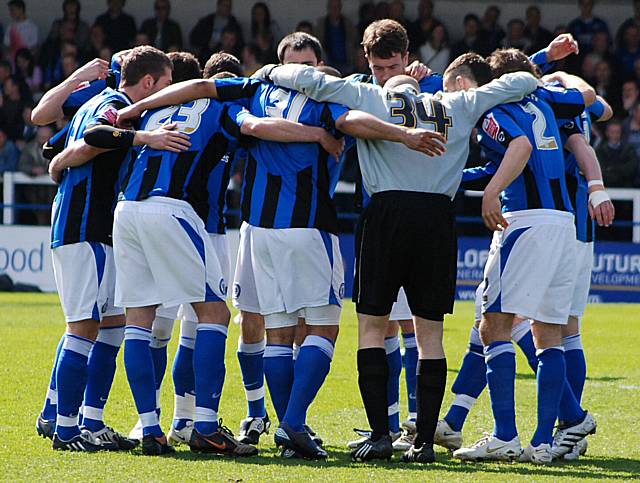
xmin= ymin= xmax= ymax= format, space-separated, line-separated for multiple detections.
xmin=482 ymin=113 xmax=502 ymax=141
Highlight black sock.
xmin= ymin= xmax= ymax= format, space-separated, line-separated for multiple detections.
xmin=357 ymin=348 xmax=389 ymax=440
xmin=415 ymin=358 xmax=447 ymax=446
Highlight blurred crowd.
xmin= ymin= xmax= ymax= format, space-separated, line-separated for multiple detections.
xmin=1 ymin=0 xmax=640 ymax=226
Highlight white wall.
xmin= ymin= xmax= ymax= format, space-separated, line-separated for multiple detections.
xmin=0 ymin=0 xmax=634 ymax=50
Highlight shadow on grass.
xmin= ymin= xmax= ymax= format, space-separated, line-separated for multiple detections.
xmin=446 ymin=368 xmax=626 ymax=383
xmin=163 ymin=446 xmax=640 ymax=480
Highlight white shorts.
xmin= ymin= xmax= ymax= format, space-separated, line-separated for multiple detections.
xmin=156 ymin=233 xmax=231 ymax=322
xmin=482 ymin=210 xmax=577 ymax=325
xmin=52 ymin=242 xmax=124 ymax=323
xmin=474 ymin=281 xmax=484 ymax=322
xmin=389 ymin=287 xmax=412 ymax=321
xmin=232 ymin=222 xmax=344 ymax=316
xmin=113 ymin=198 xmax=226 ymax=308
xmin=570 ymin=240 xmax=594 ymax=317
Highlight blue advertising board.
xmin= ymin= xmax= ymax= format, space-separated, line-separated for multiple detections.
xmin=338 ymin=234 xmax=640 ymax=303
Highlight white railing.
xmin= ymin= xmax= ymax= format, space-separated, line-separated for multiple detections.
xmin=3 ymin=174 xmax=640 ymax=242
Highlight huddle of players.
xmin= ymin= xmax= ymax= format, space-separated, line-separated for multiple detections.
xmin=33 ymin=17 xmax=613 ymax=465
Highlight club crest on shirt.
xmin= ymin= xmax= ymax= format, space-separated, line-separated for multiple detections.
xmin=219 ymin=278 xmax=227 ymax=296
xmin=233 ymin=283 xmax=241 ymax=299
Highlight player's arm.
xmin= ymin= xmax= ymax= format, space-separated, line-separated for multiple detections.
xmin=461 ymin=161 xmax=498 ymax=191
xmin=83 ymin=123 xmax=192 ymax=152
xmin=530 ymin=33 xmax=579 ymax=74
xmin=460 ymin=72 xmax=539 ymax=124
xmin=48 ymin=139 xmax=109 ymax=183
xmin=591 ymin=96 xmax=613 ymax=122
xmin=117 ymin=79 xmax=219 ymax=124
xmin=541 ymin=71 xmax=596 ymax=106
xmin=564 ymin=134 xmax=615 ymax=227
xmin=334 ymin=109 xmax=446 ymax=157
xmin=482 ymin=136 xmax=532 ymax=231
xmin=31 ymin=58 xmax=110 ymax=125
xmin=266 ymin=64 xmax=383 ymax=111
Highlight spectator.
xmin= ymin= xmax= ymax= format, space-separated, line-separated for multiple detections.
xmin=568 ymin=0 xmax=609 ymax=54
xmin=139 ymin=0 xmax=183 ymax=51
xmin=589 ymin=31 xmax=617 ymax=66
xmin=94 ymin=0 xmax=137 ymax=52
xmin=316 ymin=0 xmax=356 ymax=74
xmin=623 ymin=103 xmax=640 ymax=159
xmin=0 ymin=126 xmax=20 ymax=173
xmin=524 ymin=5 xmax=553 ymax=54
xmin=622 ymin=80 xmax=640 ymax=117
xmin=296 ymin=21 xmax=314 ymax=35
xmin=14 ymin=48 xmax=41 ymax=93
xmin=61 ymin=53 xmax=80 ymax=80
xmin=388 ymin=0 xmax=410 ymax=30
xmin=19 ymin=104 xmax=35 ymax=144
xmin=616 ymin=24 xmax=640 ymax=78
xmin=216 ymin=25 xmax=243 ymax=60
xmin=353 ymin=47 xmax=369 ymax=74
xmin=133 ymin=32 xmax=151 ymax=47
xmin=616 ymin=0 xmax=640 ymax=50
xmin=593 ymin=60 xmax=622 ymax=113
xmin=450 ymin=14 xmax=493 ymax=61
xmin=254 ymin=30 xmax=277 ymax=64
xmin=501 ymin=19 xmax=532 ymax=52
xmin=47 ymin=0 xmax=90 ymax=54
xmin=0 ymin=75 xmax=30 ymax=140
xmin=241 ymin=43 xmax=263 ymax=76
xmin=596 ymin=120 xmax=638 ymax=187
xmin=419 ymin=23 xmax=450 ymax=75
xmin=43 ymin=41 xmax=79 ymax=89
xmin=190 ymin=0 xmax=242 ymax=65
xmin=3 ymin=0 xmax=39 ymax=60
xmin=84 ymin=24 xmax=107 ymax=61
xmin=481 ymin=5 xmax=505 ymax=53
xmin=98 ymin=46 xmax=112 ymax=61
xmin=408 ymin=0 xmax=442 ymax=53
xmin=357 ymin=2 xmax=376 ymax=40
xmin=375 ymin=2 xmax=390 ymax=20
xmin=250 ymin=3 xmax=282 ymax=47
xmin=18 ymin=125 xmax=56 ymax=224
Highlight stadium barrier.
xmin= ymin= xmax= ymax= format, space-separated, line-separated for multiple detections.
xmin=1 ymin=174 xmax=639 ymax=301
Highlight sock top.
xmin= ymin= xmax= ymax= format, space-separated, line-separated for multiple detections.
xmin=63 ymin=334 xmax=95 ymax=356
xmin=124 ymin=325 xmax=152 ymax=342
xmin=511 ymin=320 xmax=532 ymax=343
xmin=238 ymin=337 xmax=266 ymax=354
xmin=402 ymin=332 xmax=417 ymax=349
xmin=264 ymin=344 xmax=293 ymax=357
xmin=536 ymin=345 xmax=564 ymax=357
xmin=484 ymin=341 xmax=515 ymax=362
xmin=384 ymin=335 xmax=401 ymax=354
xmin=197 ymin=323 xmax=228 ymax=337
xmin=302 ymin=335 xmax=335 ymax=360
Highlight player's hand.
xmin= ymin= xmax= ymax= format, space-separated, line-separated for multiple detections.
xmin=546 ymin=33 xmax=579 ymax=62
xmin=139 ymin=123 xmax=192 ymax=152
xmin=482 ymin=192 xmax=508 ymax=231
xmin=70 ymin=58 xmax=110 ymax=83
xmin=319 ymin=131 xmax=345 ymax=160
xmin=405 ymin=60 xmax=432 ymax=81
xmin=116 ymin=105 xmax=142 ymax=127
xmin=402 ymin=129 xmax=446 ymax=157
xmin=588 ymin=189 xmax=615 ymax=227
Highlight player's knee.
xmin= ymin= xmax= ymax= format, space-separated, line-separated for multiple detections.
xmin=563 ymin=316 xmax=580 ymax=337
xmin=193 ymin=301 xmax=230 ymax=325
xmin=67 ymin=319 xmax=100 ymax=341
xmin=307 ymin=324 xmax=339 ymax=342
xmin=151 ymin=316 xmax=175 ymax=348
xmin=266 ymin=326 xmax=296 ymax=345
xmin=385 ymin=321 xmax=400 ymax=338
xmin=531 ymin=321 xmax=562 ymax=350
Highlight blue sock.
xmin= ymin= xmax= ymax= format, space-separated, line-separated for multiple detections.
xmin=124 ymin=326 xmax=162 ymax=437
xmin=82 ymin=326 xmax=124 ymax=432
xmin=485 ymin=341 xmax=518 ymax=441
xmin=402 ymin=332 xmax=418 ymax=421
xmin=55 ymin=334 xmax=94 ymax=441
xmin=172 ymin=320 xmax=196 ymax=430
xmin=445 ymin=326 xmax=486 ymax=432
xmin=532 ymin=347 xmax=567 ymax=446
xmin=150 ymin=316 xmax=174 ymax=417
xmin=563 ymin=334 xmax=586 ymax=403
xmin=385 ymin=336 xmax=401 ymax=433
xmin=42 ymin=334 xmax=65 ymax=421
xmin=557 ymin=353 xmax=586 ymax=426
xmin=194 ymin=324 xmax=227 ymax=435
xmin=237 ymin=337 xmax=267 ymax=418
xmin=264 ymin=344 xmax=294 ymax=422
xmin=283 ymin=336 xmax=334 ymax=432
xmin=512 ymin=321 xmax=538 ymax=372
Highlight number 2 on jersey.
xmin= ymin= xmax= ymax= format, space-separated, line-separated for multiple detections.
xmin=144 ymin=98 xmax=210 ymax=134
xmin=522 ymin=102 xmax=558 ymax=150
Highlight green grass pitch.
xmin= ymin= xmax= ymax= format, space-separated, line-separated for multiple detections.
xmin=0 ymin=293 xmax=638 ymax=481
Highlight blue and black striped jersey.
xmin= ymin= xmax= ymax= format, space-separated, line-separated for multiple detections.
xmin=120 ymin=98 xmax=245 ymax=234
xmin=62 ymin=55 xmax=122 ymax=117
xmin=51 ymin=87 xmax=132 ymax=248
xmin=478 ymin=86 xmax=585 ymax=214
xmin=214 ymin=77 xmax=348 ymax=234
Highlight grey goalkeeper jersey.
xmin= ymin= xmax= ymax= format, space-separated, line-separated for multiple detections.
xmin=268 ymin=65 xmax=538 ymax=198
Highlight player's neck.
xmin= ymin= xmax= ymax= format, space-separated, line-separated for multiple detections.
xmin=120 ymin=86 xmax=146 ymax=104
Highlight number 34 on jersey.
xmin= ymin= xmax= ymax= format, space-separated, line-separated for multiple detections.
xmin=387 ymin=92 xmax=453 ymax=140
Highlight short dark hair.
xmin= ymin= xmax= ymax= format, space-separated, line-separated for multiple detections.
xmin=464 ymin=14 xmax=480 ymax=25
xmin=488 ymin=48 xmax=540 ymax=78
xmin=212 ymin=71 xmax=237 ymax=80
xmin=121 ymin=45 xmax=172 ymax=86
xmin=203 ymin=52 xmax=242 ymax=79
xmin=277 ymin=32 xmax=323 ymax=63
xmin=167 ymin=51 xmax=201 ymax=82
xmin=316 ymin=65 xmax=342 ymax=78
xmin=8 ymin=0 xmax=25 ymax=10
xmin=362 ymin=19 xmax=409 ymax=58
xmin=444 ymin=52 xmax=493 ymax=86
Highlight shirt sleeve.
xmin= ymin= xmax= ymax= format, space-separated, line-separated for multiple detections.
xmin=460 ymin=160 xmax=498 ymax=190
xmin=268 ymin=64 xmax=385 ymax=111
xmin=451 ymin=72 xmax=539 ymax=125
xmin=529 ymin=49 xmax=555 ymax=74
xmin=214 ymin=77 xmax=262 ymax=107
xmin=588 ymin=97 xmax=606 ymax=121
xmin=477 ymin=108 xmax=526 ymax=156
xmin=419 ymin=74 xmax=443 ymax=94
xmin=63 ymin=79 xmax=107 ymax=115
xmin=87 ymin=99 xmax=128 ymax=129
xmin=219 ymin=102 xmax=249 ymax=141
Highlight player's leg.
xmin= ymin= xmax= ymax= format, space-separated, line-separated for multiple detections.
xmin=149 ymin=309 xmax=177 ymax=416
xmin=293 ymin=317 xmax=306 ymax=361
xmin=168 ymin=307 xmax=197 ymax=445
xmin=385 ymin=321 xmax=402 ymax=437
xmin=263 ymin=319 xmax=296 ymax=424
xmin=36 ymin=334 xmax=64 ymax=439
xmin=399 ymin=318 xmax=418 ymax=427
xmin=562 ymin=316 xmax=586 ymax=403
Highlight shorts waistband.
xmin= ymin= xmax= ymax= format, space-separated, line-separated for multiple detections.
xmin=504 ymin=209 xmax=574 ymax=225
xmin=371 ymin=190 xmax=453 ymax=206
xmin=117 ymin=197 xmax=195 ymax=214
